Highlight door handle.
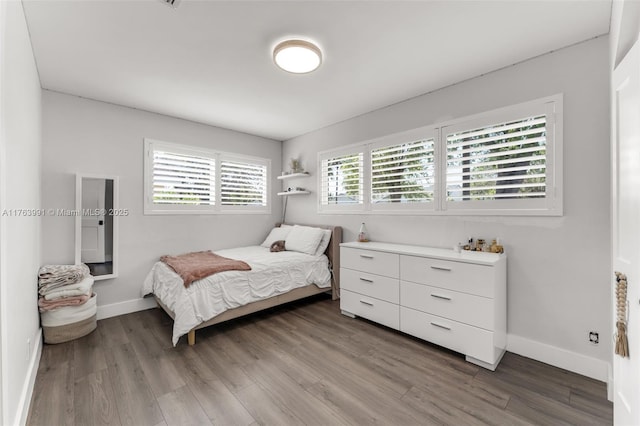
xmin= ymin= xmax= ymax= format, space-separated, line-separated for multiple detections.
xmin=360 ymin=254 xmax=374 ymax=259
xmin=359 ymin=277 xmax=374 ymax=283
xmin=98 ymin=220 xmax=104 ymax=225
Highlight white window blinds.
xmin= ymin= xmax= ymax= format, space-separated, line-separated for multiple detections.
xmin=220 ymin=158 xmax=268 ymax=206
xmin=320 ymin=152 xmax=364 ymax=206
xmin=144 ymin=139 xmax=270 ymax=214
xmin=152 ymin=149 xmax=216 ymax=206
xmin=446 ymin=115 xmax=547 ymax=202
xmin=317 ymin=95 xmax=561 ymax=216
xmin=371 ymin=139 xmax=435 ymax=204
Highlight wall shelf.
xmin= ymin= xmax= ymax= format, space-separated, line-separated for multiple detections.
xmin=277 ymin=172 xmax=310 ymax=180
xmin=277 ymin=190 xmax=310 ymax=196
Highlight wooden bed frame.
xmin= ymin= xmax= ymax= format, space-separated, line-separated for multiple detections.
xmin=154 ymin=224 xmax=342 ymax=345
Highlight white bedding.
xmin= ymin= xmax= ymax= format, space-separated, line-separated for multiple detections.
xmin=142 ymin=245 xmax=332 ymax=345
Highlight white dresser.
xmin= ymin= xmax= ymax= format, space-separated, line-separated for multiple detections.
xmin=340 ymin=241 xmax=507 ymax=370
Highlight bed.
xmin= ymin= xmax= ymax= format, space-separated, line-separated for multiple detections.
xmin=142 ymin=224 xmax=342 ymax=346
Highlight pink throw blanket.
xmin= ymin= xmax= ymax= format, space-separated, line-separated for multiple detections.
xmin=160 ymin=250 xmax=251 ymax=288
xmin=38 ymin=293 xmax=92 ymax=312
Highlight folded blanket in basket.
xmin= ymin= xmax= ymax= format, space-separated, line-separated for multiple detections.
xmin=160 ymin=250 xmax=251 ymax=288
xmin=38 ymin=292 xmax=91 ymax=312
xmin=38 ymin=264 xmax=90 ymax=294
xmin=42 ymin=275 xmax=94 ymax=300
xmin=40 ymin=293 xmax=97 ymax=327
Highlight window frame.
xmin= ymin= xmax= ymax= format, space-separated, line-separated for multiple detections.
xmin=368 ymin=126 xmax=439 ymax=213
xmin=440 ymin=95 xmax=562 ymax=216
xmin=316 ymin=94 xmax=563 ymax=216
xmin=318 ymin=145 xmax=366 ymax=213
xmin=144 ymin=138 xmax=271 ymax=215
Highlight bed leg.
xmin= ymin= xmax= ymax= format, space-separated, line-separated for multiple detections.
xmin=188 ymin=330 xmax=196 ymax=346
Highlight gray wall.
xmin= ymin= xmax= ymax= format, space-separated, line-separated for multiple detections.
xmin=0 ymin=2 xmax=43 ymax=424
xmin=41 ymin=91 xmax=282 ymax=309
xmin=283 ymin=36 xmax=611 ymax=375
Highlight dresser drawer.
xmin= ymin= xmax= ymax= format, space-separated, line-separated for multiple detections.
xmin=342 ymin=247 xmax=399 ymax=278
xmin=400 ymin=307 xmax=495 ymax=364
xmin=341 ymin=289 xmax=399 ymax=330
xmin=400 ymin=255 xmax=494 ymax=297
xmin=400 ymin=281 xmax=493 ymax=330
xmin=341 ymin=268 xmax=399 ymax=304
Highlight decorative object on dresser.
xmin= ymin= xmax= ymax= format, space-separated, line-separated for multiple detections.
xmin=340 ymin=241 xmax=506 ymax=371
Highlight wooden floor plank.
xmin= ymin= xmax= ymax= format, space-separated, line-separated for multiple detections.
xmin=242 ymin=359 xmax=350 ymax=425
xmin=28 ymin=297 xmax=612 ymax=426
xmin=187 ymin=379 xmax=256 ymax=426
xmin=73 ymin=369 xmax=121 ymax=426
xmin=402 ymin=385 xmax=498 ymax=426
xmin=235 ymin=383 xmax=306 ymax=426
xmin=156 ymin=385 xmax=212 ymax=426
xmin=27 ymin=361 xmax=75 ymax=426
xmin=569 ymin=387 xmax=615 ymax=422
xmin=196 ymin=334 xmax=256 ymax=393
xmin=72 ymin=330 xmax=107 ymax=379
xmin=97 ymin=317 xmax=130 ymax=347
xmin=104 ymin=343 xmax=164 ymax=426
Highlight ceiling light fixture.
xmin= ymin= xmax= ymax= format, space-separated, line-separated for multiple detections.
xmin=273 ymin=39 xmax=322 ymax=74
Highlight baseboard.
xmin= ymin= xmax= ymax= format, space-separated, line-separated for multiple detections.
xmin=16 ymin=328 xmax=42 ymax=426
xmin=96 ymin=297 xmax=157 ymax=320
xmin=607 ymin=362 xmax=613 ymax=402
xmin=507 ymin=334 xmax=608 ymax=382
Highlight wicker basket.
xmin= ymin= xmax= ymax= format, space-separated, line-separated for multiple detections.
xmin=43 ymin=313 xmax=97 ymax=344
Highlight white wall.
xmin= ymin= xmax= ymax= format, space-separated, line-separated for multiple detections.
xmin=41 ymin=91 xmax=282 ymax=316
xmin=0 ymin=1 xmax=43 ymax=424
xmin=283 ymin=36 xmax=611 ymax=380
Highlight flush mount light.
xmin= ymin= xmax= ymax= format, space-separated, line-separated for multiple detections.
xmin=273 ymin=39 xmax=322 ymax=74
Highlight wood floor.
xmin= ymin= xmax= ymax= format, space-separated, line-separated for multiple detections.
xmin=27 ymin=295 xmax=612 ymax=426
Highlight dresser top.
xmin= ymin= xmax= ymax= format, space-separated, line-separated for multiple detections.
xmin=340 ymin=241 xmax=505 ymax=266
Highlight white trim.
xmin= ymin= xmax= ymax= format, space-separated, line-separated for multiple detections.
xmin=607 ymin=362 xmax=613 ymax=402
xmin=16 ymin=328 xmax=42 ymax=426
xmin=507 ymin=333 xmax=608 ymax=382
xmin=75 ymin=174 xmax=119 ymax=281
xmin=96 ymin=297 xmax=157 ymax=320
xmin=0 ymin=2 xmax=7 ymax=423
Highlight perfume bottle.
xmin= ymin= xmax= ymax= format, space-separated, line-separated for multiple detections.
xmin=358 ymin=223 xmax=369 ymax=242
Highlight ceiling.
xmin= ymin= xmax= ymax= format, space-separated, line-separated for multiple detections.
xmin=22 ymin=0 xmax=611 ymax=141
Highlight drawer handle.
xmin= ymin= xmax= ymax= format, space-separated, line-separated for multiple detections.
xmin=430 ymin=266 xmax=452 ymax=272
xmin=360 ymin=300 xmax=374 ymax=306
xmin=359 ymin=277 xmax=374 ymax=283
xmin=360 ymin=254 xmax=374 ymax=259
xmin=430 ymin=321 xmax=451 ymax=331
xmin=430 ymin=293 xmax=452 ymax=301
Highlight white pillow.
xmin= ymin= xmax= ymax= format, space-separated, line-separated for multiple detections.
xmin=285 ymin=225 xmax=325 ymax=255
xmin=260 ymin=226 xmax=292 ymax=248
xmin=314 ymin=229 xmax=332 ymax=257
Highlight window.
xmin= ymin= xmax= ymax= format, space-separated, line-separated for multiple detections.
xmin=442 ymin=96 xmax=561 ymax=214
xmin=371 ymin=136 xmax=435 ymax=209
xmin=152 ymin=149 xmax=216 ymax=207
xmin=220 ymin=156 xmax=268 ymax=207
xmin=317 ymin=94 xmax=562 ymax=216
xmin=319 ymin=149 xmax=364 ymax=210
xmin=144 ymin=139 xmax=270 ymax=214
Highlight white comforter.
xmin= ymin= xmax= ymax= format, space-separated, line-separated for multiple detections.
xmin=142 ymin=246 xmax=332 ymax=345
